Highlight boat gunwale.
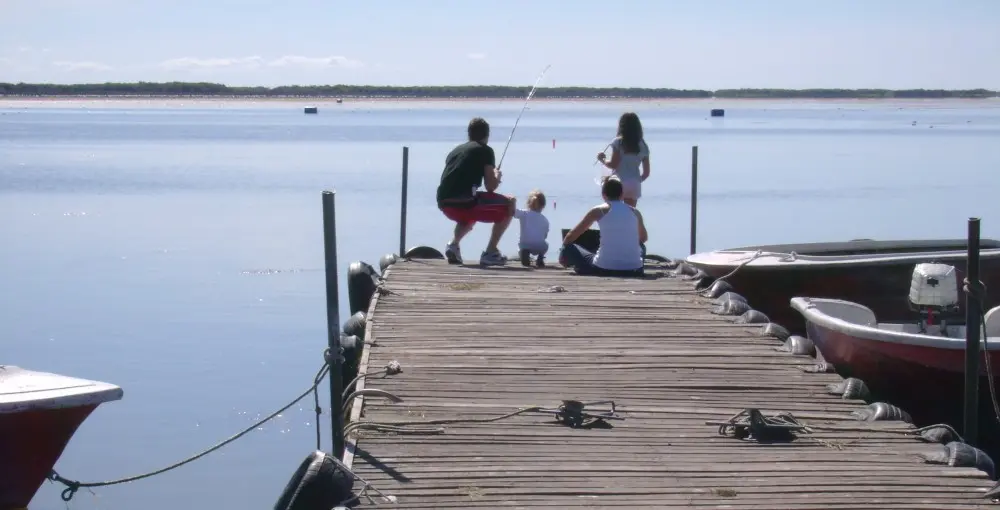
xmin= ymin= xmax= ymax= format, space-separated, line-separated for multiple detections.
xmin=790 ymin=296 xmax=1000 ymax=351
xmin=0 ymin=366 xmax=123 ymax=414
xmin=686 ymin=247 xmax=1000 ymax=269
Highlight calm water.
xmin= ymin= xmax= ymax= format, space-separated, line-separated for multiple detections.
xmin=2 ymin=98 xmax=1000 ymax=509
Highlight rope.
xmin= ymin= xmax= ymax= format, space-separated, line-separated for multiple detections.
xmin=344 ymin=406 xmax=546 ymax=437
xmin=682 ymin=250 xmax=798 ymax=294
xmin=963 ymin=277 xmax=1000 ymax=427
xmin=717 ymin=250 xmax=798 ymax=280
xmin=342 ymin=360 xmax=403 ymax=399
xmin=49 ymin=360 xmax=332 ymax=502
xmin=709 ymin=411 xmax=966 ymax=442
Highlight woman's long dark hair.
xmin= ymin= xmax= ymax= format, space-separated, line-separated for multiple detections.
xmin=616 ymin=112 xmax=644 ymax=154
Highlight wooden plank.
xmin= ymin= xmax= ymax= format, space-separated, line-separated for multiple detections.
xmin=343 ymin=259 xmax=997 ymax=509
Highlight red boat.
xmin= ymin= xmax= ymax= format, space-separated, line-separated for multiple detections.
xmin=0 ymin=366 xmax=122 ymax=509
xmin=685 ymin=238 xmax=1000 ymax=334
xmin=789 ymin=262 xmax=1000 ymax=428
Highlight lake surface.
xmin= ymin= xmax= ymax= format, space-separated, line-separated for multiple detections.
xmin=2 ymin=97 xmax=999 ymax=509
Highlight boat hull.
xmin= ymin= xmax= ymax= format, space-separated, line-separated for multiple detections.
xmin=0 ymin=405 xmax=99 ymax=509
xmin=802 ymin=306 xmax=1000 ymax=452
xmin=687 ymin=242 xmax=1000 ymax=334
xmin=1 ymin=366 xmax=122 ymax=509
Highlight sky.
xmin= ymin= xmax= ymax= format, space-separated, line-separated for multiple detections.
xmin=1 ymin=0 xmax=998 ymax=89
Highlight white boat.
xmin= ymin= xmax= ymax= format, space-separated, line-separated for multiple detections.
xmin=0 ymin=366 xmax=123 ymax=509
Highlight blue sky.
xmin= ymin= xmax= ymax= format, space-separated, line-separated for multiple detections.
xmin=1 ymin=0 xmax=998 ymax=88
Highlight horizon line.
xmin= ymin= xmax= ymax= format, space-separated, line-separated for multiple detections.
xmin=1 ymin=81 xmax=997 ymax=93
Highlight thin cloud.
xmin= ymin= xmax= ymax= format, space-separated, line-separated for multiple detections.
xmin=159 ymin=55 xmax=362 ymax=70
xmin=267 ymin=55 xmax=362 ymax=68
xmin=159 ymin=56 xmax=264 ymax=70
xmin=467 ymin=53 xmax=487 ymax=60
xmin=53 ymin=61 xmax=113 ymax=71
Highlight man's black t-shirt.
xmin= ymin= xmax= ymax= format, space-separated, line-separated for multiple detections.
xmin=436 ymin=141 xmax=496 ymax=203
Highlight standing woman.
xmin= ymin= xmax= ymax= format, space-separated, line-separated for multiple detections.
xmin=596 ymin=112 xmax=650 ymax=207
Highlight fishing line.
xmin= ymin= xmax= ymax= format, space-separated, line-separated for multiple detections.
xmin=592 ymin=139 xmax=616 ymax=185
xmin=496 ymin=64 xmax=551 ymax=170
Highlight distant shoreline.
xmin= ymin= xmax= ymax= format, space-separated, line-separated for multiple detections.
xmin=2 ymin=96 xmax=997 ymax=103
xmin=0 ymin=82 xmax=996 ymax=100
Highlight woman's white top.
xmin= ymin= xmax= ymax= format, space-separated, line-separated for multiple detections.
xmin=593 ymin=200 xmax=643 ymax=270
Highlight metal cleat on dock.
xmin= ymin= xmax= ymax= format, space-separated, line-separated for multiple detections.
xmin=532 ymin=399 xmax=624 ymax=428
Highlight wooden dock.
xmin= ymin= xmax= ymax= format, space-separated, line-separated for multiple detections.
xmin=343 ymin=258 xmax=997 ymax=509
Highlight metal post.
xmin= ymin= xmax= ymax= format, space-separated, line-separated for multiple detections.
xmin=399 ymin=146 xmax=409 ymax=256
xmin=689 ymin=145 xmax=699 ymax=255
xmin=963 ymin=217 xmax=982 ymax=446
xmin=321 ymin=190 xmax=346 ymax=459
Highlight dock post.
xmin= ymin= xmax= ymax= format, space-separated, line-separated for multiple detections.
xmin=689 ymin=145 xmax=699 ymax=255
xmin=963 ymin=217 xmax=982 ymax=446
xmin=321 ymin=190 xmax=346 ymax=459
xmin=399 ymin=146 xmax=409 ymax=256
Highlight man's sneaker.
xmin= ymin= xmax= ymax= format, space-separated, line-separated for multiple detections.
xmin=519 ymin=249 xmax=531 ymax=267
xmin=536 ymin=255 xmax=546 ymax=268
xmin=445 ymin=243 xmax=462 ymax=265
xmin=479 ymin=250 xmax=506 ymax=266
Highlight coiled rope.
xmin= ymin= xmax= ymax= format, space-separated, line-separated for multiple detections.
xmin=710 ymin=409 xmax=966 ymax=443
xmin=49 ymin=357 xmax=332 ymax=502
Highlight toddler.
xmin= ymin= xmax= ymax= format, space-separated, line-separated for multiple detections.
xmin=514 ymin=189 xmax=550 ymax=267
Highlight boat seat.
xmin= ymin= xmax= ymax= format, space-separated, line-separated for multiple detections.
xmin=986 ymin=306 xmax=1000 ymax=338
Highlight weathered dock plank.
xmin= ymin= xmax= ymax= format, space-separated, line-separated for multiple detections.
xmin=344 ymin=259 xmax=997 ymax=508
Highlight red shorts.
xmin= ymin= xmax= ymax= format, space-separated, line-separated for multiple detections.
xmin=439 ymin=192 xmax=511 ymax=224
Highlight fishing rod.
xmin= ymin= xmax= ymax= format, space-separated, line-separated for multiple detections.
xmin=592 ymin=139 xmax=615 ymax=185
xmin=593 ymin=140 xmax=614 ymax=166
xmin=496 ymin=64 xmax=551 ymax=170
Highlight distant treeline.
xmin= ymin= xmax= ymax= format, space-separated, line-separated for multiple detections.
xmin=0 ymin=82 xmax=996 ymax=99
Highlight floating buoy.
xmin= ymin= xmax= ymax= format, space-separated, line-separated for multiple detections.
xmin=273 ymin=451 xmax=354 ymax=510
xmin=552 ymin=139 xmax=556 ymax=148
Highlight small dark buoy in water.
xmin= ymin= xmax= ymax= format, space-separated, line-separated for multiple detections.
xmin=710 ymin=109 xmax=725 ymax=117
xmin=552 ymin=139 xmax=556 ymax=149
xmin=336 ymin=98 xmax=343 ymax=104
xmin=304 ymin=106 xmax=318 ymax=114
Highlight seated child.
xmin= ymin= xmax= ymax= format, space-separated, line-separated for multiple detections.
xmin=514 ymin=189 xmax=550 ymax=267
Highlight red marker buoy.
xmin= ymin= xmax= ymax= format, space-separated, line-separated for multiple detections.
xmin=552 ymin=139 xmax=556 ymax=149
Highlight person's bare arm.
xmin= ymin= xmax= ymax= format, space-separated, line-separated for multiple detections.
xmin=634 ymin=208 xmax=649 ymax=244
xmin=601 ymin=147 xmax=621 ymax=171
xmin=563 ymin=206 xmax=604 ymax=245
xmin=640 ymin=156 xmax=651 ymax=182
xmin=483 ymin=164 xmax=500 ymax=192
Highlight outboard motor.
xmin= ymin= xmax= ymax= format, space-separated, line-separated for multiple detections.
xmin=908 ymin=263 xmax=961 ymax=334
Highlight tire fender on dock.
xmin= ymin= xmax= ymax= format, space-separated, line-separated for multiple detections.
xmin=347 ymin=261 xmax=380 ymax=316
xmin=273 ymin=451 xmax=354 ymax=510
xmin=403 ymin=246 xmax=444 ymax=259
